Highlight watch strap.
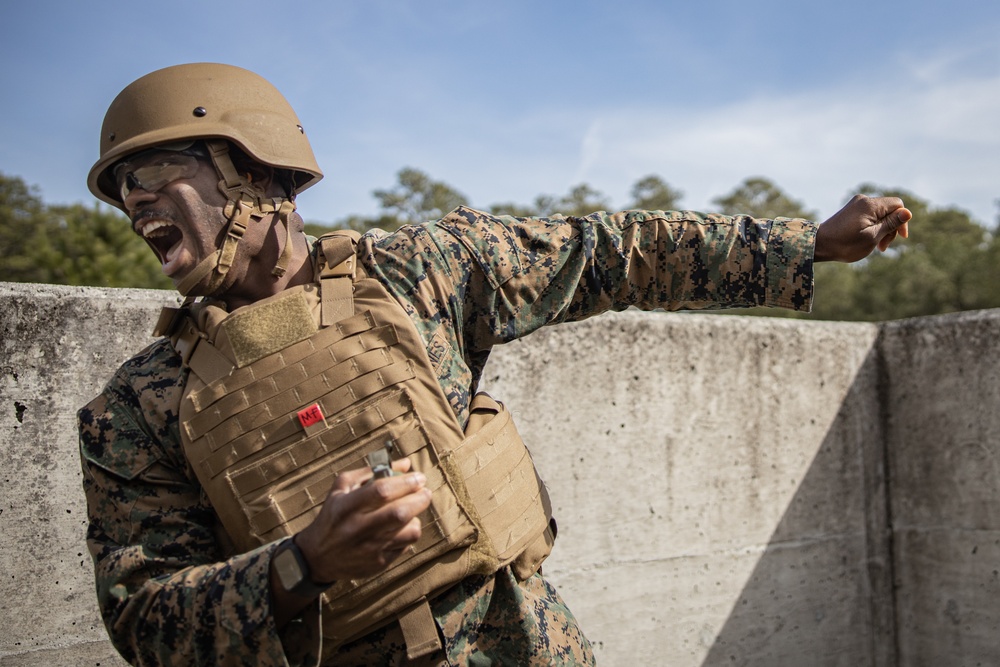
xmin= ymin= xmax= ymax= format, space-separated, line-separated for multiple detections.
xmin=274 ymin=538 xmax=335 ymax=598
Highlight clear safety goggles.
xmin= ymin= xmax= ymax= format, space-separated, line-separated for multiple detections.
xmin=113 ymin=148 xmax=205 ymax=202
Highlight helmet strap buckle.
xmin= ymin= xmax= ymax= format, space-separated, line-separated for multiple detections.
xmin=180 ymin=139 xmax=300 ymax=295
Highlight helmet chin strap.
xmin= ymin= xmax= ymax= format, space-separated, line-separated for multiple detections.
xmin=175 ymin=140 xmax=297 ymax=298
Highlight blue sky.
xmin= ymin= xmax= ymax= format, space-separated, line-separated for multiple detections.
xmin=2 ymin=0 xmax=998 ymax=225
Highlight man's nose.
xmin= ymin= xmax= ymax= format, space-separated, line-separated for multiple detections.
xmin=123 ymin=187 xmax=159 ymax=220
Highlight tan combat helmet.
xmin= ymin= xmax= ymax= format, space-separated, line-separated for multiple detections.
xmin=87 ymin=63 xmax=324 ymax=296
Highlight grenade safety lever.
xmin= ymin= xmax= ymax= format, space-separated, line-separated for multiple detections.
xmin=365 ymin=442 xmax=396 ymax=480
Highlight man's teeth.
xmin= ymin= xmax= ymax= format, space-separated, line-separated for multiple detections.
xmin=141 ymin=220 xmax=172 ymax=237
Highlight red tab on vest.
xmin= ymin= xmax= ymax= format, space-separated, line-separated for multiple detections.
xmin=297 ymin=403 xmax=327 ymax=436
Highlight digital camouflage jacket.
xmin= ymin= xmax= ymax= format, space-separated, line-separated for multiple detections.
xmin=79 ymin=207 xmax=817 ymax=666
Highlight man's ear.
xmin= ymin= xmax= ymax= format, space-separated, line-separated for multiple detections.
xmin=245 ymin=163 xmax=276 ymax=194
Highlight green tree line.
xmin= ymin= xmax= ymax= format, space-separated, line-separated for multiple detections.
xmin=2 ymin=169 xmax=998 ymax=321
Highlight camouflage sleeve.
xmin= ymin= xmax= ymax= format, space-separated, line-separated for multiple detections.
xmin=372 ymin=206 xmax=816 ymax=352
xmin=78 ymin=344 xmax=320 ymax=667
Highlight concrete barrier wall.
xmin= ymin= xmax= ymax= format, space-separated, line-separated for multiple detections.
xmin=1 ymin=282 xmax=997 ymax=666
xmin=482 ymin=313 xmax=892 ymax=666
xmin=881 ymin=313 xmax=1000 ymax=666
xmin=1 ymin=284 xmax=181 ymax=667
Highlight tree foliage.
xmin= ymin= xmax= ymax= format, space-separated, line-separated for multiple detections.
xmin=490 ymin=183 xmax=611 ymax=218
xmin=307 ymin=167 xmax=470 ymax=236
xmin=713 ymin=176 xmax=816 ymax=219
xmin=41 ymin=203 xmax=173 ymax=288
xmin=371 ymin=167 xmax=468 ymax=228
xmin=3 ymin=168 xmax=998 ymax=322
xmin=630 ymin=175 xmax=683 ymax=211
xmin=0 ymin=173 xmax=50 ymax=283
xmin=0 ymin=172 xmax=171 ymax=288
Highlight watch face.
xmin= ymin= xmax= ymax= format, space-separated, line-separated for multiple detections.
xmin=274 ymin=547 xmax=305 ymax=591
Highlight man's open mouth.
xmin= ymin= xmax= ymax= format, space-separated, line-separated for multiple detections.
xmin=139 ymin=220 xmax=184 ymax=268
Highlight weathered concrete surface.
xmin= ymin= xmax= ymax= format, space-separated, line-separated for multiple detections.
xmin=1 ymin=281 xmax=997 ymax=666
xmin=482 ymin=313 xmax=890 ymax=666
xmin=882 ymin=311 xmax=1000 ymax=667
xmin=1 ymin=283 xmax=178 ymax=667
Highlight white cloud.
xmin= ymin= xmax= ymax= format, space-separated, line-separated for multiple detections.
xmin=566 ymin=49 xmax=1000 ymax=223
xmin=406 ymin=44 xmax=998 ymax=226
xmin=576 ymin=120 xmax=605 ymax=185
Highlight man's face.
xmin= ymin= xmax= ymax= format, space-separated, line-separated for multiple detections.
xmin=116 ymin=149 xmax=229 ymax=286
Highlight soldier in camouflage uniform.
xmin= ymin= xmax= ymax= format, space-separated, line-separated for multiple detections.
xmin=79 ymin=63 xmax=911 ymax=666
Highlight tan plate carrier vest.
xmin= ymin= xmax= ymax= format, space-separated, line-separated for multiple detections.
xmin=155 ymin=231 xmax=554 ymax=660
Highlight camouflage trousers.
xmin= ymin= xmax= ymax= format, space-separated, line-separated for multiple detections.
xmin=330 ymin=569 xmax=596 ymax=666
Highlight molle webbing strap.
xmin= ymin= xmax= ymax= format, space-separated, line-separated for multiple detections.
xmin=162 ymin=308 xmax=236 ymax=385
xmin=184 ymin=327 xmax=398 ymax=440
xmin=174 ymin=241 xmax=553 ymax=660
xmin=248 ymin=429 xmax=468 ymax=542
xmin=451 ymin=400 xmax=553 ymax=564
xmin=316 ymin=231 xmax=359 ymax=326
xmin=192 ymin=357 xmax=416 ymax=468
xmin=191 ymin=325 xmax=401 ymax=458
xmin=220 ymin=389 xmax=415 ymax=493
xmin=398 ymin=600 xmax=442 ymax=661
xmin=317 ymin=395 xmax=553 ymax=652
xmin=188 ymin=311 xmax=381 ymax=410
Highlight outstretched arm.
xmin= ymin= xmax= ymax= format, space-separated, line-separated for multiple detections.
xmin=814 ymin=195 xmax=912 ymax=262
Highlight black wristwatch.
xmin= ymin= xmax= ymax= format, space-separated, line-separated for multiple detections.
xmin=273 ymin=538 xmax=335 ymax=598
